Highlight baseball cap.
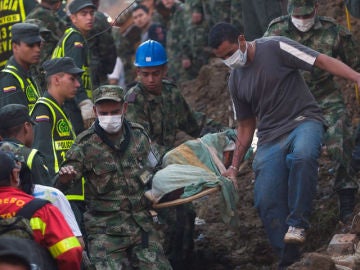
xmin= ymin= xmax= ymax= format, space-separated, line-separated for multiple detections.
xmin=0 ymin=104 xmax=35 ymax=130
xmin=288 ymin=0 xmax=318 ymax=16
xmin=42 ymin=57 xmax=84 ymax=77
xmin=0 ymin=151 xmax=18 ymax=181
xmin=11 ymin=23 xmax=42 ymax=44
xmin=69 ymin=0 xmax=96 ymax=14
xmin=93 ymin=85 xmax=125 ymax=104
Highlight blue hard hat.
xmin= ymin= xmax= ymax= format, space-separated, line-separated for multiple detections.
xmin=134 ymin=40 xmax=168 ymax=67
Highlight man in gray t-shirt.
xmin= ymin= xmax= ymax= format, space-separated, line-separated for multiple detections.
xmin=209 ymin=22 xmax=360 ymax=268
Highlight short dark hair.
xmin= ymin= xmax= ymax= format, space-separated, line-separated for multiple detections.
xmin=208 ymin=22 xmax=241 ymax=49
xmin=133 ymin=4 xmax=149 ymax=14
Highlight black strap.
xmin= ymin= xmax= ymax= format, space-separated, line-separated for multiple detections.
xmin=16 ymin=199 xmax=49 ymax=219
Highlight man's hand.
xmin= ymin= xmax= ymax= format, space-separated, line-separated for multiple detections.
xmin=222 ymin=167 xmax=239 ymax=190
xmin=58 ymin=165 xmax=77 ymax=184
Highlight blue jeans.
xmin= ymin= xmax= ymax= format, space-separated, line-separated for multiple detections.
xmin=252 ymin=120 xmax=324 ymax=267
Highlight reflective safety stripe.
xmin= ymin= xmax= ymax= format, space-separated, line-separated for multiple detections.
xmin=54 ymin=140 xmax=73 ymax=150
xmin=48 ymin=236 xmax=81 ymax=258
xmin=65 ymin=177 xmax=86 ymax=201
xmin=2 ymin=66 xmax=25 ymax=90
xmin=30 ymin=217 xmax=47 ymax=236
xmin=26 ymin=149 xmax=38 ymax=170
xmin=52 ymin=28 xmax=78 ymax=58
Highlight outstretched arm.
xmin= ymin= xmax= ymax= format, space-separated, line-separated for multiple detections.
xmin=222 ymin=117 xmax=256 ymax=188
xmin=314 ymin=53 xmax=360 ymax=87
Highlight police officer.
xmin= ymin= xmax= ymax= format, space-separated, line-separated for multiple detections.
xmin=56 ymin=85 xmax=172 ymax=269
xmin=264 ymin=0 xmax=360 ymax=225
xmin=0 ymin=23 xmax=42 ymax=111
xmin=30 ymin=57 xmax=82 ymax=179
xmin=52 ymin=0 xmax=96 ymax=134
xmin=0 ymin=0 xmax=38 ymax=70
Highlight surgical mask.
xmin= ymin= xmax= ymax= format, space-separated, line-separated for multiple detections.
xmin=98 ymin=114 xmax=123 ymax=134
xmin=222 ymin=42 xmax=248 ymax=69
xmin=291 ymin=16 xmax=315 ymax=32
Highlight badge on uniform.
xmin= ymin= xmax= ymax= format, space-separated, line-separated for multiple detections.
xmin=139 ymin=170 xmax=152 ymax=185
xmin=3 ymin=86 xmax=16 ymax=93
xmin=74 ymin=42 xmax=83 ymax=48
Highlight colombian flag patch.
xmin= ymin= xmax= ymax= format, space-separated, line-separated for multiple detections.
xmin=35 ymin=115 xmax=50 ymax=122
xmin=74 ymin=42 xmax=83 ymax=48
xmin=3 ymin=86 xmax=16 ymax=92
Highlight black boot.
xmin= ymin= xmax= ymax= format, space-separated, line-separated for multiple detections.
xmin=338 ymin=188 xmax=357 ymax=224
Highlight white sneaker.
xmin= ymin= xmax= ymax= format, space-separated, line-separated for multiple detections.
xmin=284 ymin=226 xmax=306 ymax=244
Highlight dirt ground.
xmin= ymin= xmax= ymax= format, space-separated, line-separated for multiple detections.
xmin=177 ymin=1 xmax=360 ymax=269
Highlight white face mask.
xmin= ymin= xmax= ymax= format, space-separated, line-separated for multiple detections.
xmin=291 ymin=16 xmax=315 ymax=32
xmin=222 ymin=41 xmax=248 ymax=69
xmin=98 ymin=114 xmax=123 ymax=134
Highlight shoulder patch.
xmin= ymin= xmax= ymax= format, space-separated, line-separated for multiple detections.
xmin=35 ymin=115 xmax=50 ymax=122
xmin=74 ymin=41 xmax=83 ymax=48
xmin=268 ymin=15 xmax=289 ymax=27
xmin=76 ymin=127 xmax=95 ymax=142
xmin=319 ymin=16 xmax=337 ymax=24
xmin=3 ymin=86 xmax=16 ymax=93
xmin=125 ymin=92 xmax=137 ymax=103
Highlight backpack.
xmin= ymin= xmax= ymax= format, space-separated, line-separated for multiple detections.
xmin=0 ymin=198 xmax=58 ymax=270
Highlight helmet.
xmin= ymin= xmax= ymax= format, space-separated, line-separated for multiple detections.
xmin=134 ymin=40 xmax=168 ymax=67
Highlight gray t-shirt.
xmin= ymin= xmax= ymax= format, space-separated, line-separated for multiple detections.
xmin=229 ymin=36 xmax=325 ymax=145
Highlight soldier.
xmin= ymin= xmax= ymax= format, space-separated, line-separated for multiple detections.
xmin=52 ymin=0 xmax=96 ymax=134
xmin=0 ymin=23 xmax=42 ymax=111
xmin=126 ymin=40 xmax=205 ymax=269
xmin=160 ymin=0 xmax=186 ymax=82
xmin=264 ymin=0 xmax=360 ymax=225
xmin=88 ymin=0 xmax=117 ymax=89
xmin=0 ymin=0 xmax=38 ymax=70
xmin=56 ymin=85 xmax=172 ymax=269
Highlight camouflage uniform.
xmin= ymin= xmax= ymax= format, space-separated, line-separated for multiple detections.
xmin=125 ymin=80 xmax=202 ymax=268
xmin=181 ymin=1 xmax=211 ymax=81
xmin=125 ymin=80 xmax=202 ymax=156
xmin=112 ymin=26 xmax=141 ymax=87
xmin=164 ymin=1 xmax=186 ymax=82
xmin=190 ymin=0 xmax=243 ymax=30
xmin=60 ymin=120 xmax=171 ymax=269
xmin=264 ymin=15 xmax=360 ymax=192
xmin=88 ymin=11 xmax=117 ymax=89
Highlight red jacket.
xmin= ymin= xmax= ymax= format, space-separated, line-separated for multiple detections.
xmin=0 ymin=187 xmax=83 ymax=270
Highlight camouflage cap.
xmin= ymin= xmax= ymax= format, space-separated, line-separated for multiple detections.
xmin=11 ymin=23 xmax=42 ymax=44
xmin=288 ymin=0 xmax=318 ymax=16
xmin=93 ymin=85 xmax=125 ymax=104
xmin=0 ymin=151 xmax=18 ymax=181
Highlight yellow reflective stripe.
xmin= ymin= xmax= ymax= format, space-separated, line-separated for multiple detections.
xmin=48 ymin=236 xmax=81 ymax=258
xmin=66 ymin=177 xmax=85 ymax=201
xmin=30 ymin=217 xmax=46 ymax=236
xmin=2 ymin=67 xmax=25 ymax=90
xmin=26 ymin=149 xmax=38 ymax=170
xmin=54 ymin=140 xmax=73 ymax=150
xmin=19 ymin=0 xmax=26 ymax=21
xmin=52 ymin=28 xmax=78 ymax=59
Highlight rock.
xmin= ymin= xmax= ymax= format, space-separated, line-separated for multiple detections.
xmin=327 ymin=234 xmax=358 ymax=257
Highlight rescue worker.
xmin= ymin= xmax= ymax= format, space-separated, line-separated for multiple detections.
xmin=125 ymin=39 xmax=204 ymax=269
xmin=0 ymin=23 xmax=42 ymax=111
xmin=0 ymin=150 xmax=83 ymax=270
xmin=0 ymin=0 xmax=38 ymax=70
xmin=52 ymin=0 xmax=96 ymax=134
xmin=264 ymin=0 xmax=360 ymax=225
xmin=56 ymin=85 xmax=172 ymax=269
